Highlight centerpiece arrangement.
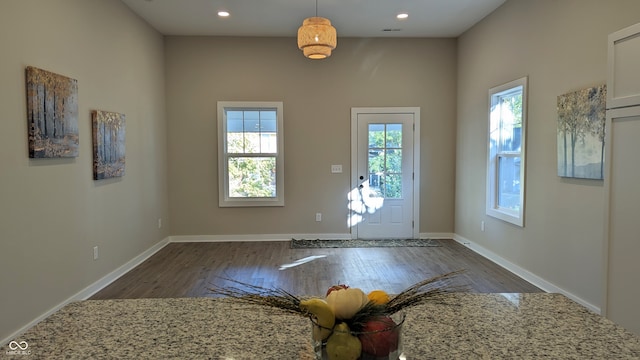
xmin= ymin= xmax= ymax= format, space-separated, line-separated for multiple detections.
xmin=210 ymin=270 xmax=465 ymax=360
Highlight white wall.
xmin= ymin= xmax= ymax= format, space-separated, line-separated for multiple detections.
xmin=456 ymin=0 xmax=640 ymax=311
xmin=0 ymin=0 xmax=169 ymax=342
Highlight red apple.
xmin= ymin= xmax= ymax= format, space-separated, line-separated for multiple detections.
xmin=358 ymin=316 xmax=400 ymax=357
xmin=325 ymin=284 xmax=349 ymax=296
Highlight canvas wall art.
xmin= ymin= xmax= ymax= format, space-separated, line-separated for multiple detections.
xmin=557 ymin=85 xmax=606 ymax=179
xmin=92 ymin=110 xmax=126 ymax=180
xmin=26 ymin=66 xmax=79 ymax=158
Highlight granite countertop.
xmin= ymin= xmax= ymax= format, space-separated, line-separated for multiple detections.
xmin=3 ymin=293 xmax=640 ymax=359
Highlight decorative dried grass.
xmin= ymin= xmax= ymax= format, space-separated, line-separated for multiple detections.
xmin=209 ymin=278 xmax=304 ymax=315
xmin=209 ymin=269 xmax=466 ymax=329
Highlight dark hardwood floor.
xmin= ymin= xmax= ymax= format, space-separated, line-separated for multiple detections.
xmin=90 ymin=239 xmax=542 ymax=300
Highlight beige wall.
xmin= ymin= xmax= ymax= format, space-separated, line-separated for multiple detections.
xmin=0 ymin=1 xmax=168 ymax=341
xmin=456 ymin=0 xmax=640 ymax=310
xmin=165 ymin=37 xmax=457 ymax=236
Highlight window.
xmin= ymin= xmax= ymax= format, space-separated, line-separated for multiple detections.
xmin=487 ymin=77 xmax=527 ymax=226
xmin=217 ymin=101 xmax=284 ymax=207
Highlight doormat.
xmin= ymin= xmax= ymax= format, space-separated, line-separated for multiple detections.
xmin=290 ymin=238 xmax=442 ymax=249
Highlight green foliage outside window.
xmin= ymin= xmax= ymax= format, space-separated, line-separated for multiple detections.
xmin=228 ymin=157 xmax=276 ymax=198
xmin=226 ymin=110 xmax=278 ymax=198
xmin=368 ymin=124 xmax=403 ymax=199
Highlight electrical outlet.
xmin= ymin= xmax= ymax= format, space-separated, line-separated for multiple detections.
xmin=316 ymin=213 xmax=322 ymax=222
xmin=481 ymin=221 xmax=485 ymax=232
xmin=93 ymin=246 xmax=99 ymax=260
xmin=158 ymin=218 xmax=162 ymax=229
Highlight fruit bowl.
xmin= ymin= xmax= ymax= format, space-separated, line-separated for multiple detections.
xmin=209 ymin=272 xmax=464 ymax=359
xmin=311 ymin=311 xmax=405 ymax=360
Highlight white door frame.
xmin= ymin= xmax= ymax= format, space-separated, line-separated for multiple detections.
xmin=350 ymin=107 xmax=420 ymax=239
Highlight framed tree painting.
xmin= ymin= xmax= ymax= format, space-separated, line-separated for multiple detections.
xmin=92 ymin=110 xmax=126 ymax=180
xmin=557 ymin=85 xmax=606 ymax=179
xmin=26 ymin=66 xmax=79 ymax=158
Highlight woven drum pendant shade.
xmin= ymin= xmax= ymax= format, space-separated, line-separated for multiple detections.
xmin=297 ymin=17 xmax=337 ymax=59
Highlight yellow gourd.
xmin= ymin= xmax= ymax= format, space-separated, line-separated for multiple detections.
xmin=299 ymin=298 xmax=336 ymax=341
xmin=325 ymin=288 xmax=369 ymax=320
xmin=325 ymin=322 xmax=362 ymax=360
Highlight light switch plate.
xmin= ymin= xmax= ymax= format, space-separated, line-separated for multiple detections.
xmin=331 ymin=164 xmax=342 ymax=173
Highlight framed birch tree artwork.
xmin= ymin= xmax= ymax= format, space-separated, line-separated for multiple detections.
xmin=92 ymin=110 xmax=126 ymax=180
xmin=26 ymin=66 xmax=79 ymax=158
xmin=557 ymin=85 xmax=606 ymax=179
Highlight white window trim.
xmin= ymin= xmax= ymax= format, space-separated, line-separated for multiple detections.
xmin=486 ymin=77 xmax=527 ymax=227
xmin=217 ymin=101 xmax=284 ymax=207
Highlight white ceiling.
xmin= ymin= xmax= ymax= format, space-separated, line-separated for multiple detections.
xmin=120 ymin=0 xmax=506 ymax=38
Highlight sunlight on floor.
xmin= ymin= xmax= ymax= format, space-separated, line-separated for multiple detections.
xmin=278 ymin=255 xmax=327 ymax=270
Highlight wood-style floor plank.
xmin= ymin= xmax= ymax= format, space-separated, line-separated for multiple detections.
xmin=90 ymin=240 xmax=542 ymax=299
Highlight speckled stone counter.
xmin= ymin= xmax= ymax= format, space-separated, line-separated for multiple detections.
xmin=4 ymin=293 xmax=640 ymax=359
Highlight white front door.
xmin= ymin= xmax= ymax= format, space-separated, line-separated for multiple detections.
xmin=350 ymin=108 xmax=420 ymax=239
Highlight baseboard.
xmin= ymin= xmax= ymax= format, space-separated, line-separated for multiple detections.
xmin=452 ymin=234 xmax=600 ymax=313
xmin=419 ymin=232 xmax=454 ymax=239
xmin=1 ymin=237 xmax=170 ymax=347
xmin=169 ymin=233 xmax=352 ymax=242
xmin=75 ymin=238 xmax=170 ymax=299
xmin=169 ymin=233 xmax=452 ymax=243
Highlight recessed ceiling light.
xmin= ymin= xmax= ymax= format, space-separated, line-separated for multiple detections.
xmin=397 ymin=13 xmax=409 ymax=19
xmin=218 ymin=11 xmax=230 ymax=17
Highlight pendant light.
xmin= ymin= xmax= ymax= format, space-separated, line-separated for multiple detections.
xmin=297 ymin=0 xmax=337 ymax=59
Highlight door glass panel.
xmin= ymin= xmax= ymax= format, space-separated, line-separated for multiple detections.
xmin=385 ymin=173 xmax=402 ymax=199
xmin=368 ymin=124 xmax=385 ymax=148
xmin=368 ymin=148 xmax=384 ymax=197
xmin=386 ymin=123 xmax=402 ymax=148
xmin=367 ymin=123 xmax=403 ymax=199
xmin=386 ymin=149 xmax=402 ymax=173
xmin=368 ymin=149 xmax=385 ymax=174
xmin=368 ymin=173 xmax=383 ymax=197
